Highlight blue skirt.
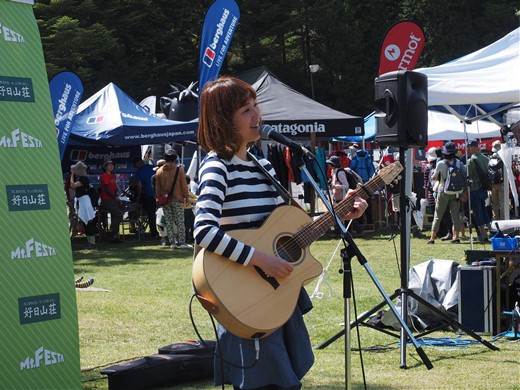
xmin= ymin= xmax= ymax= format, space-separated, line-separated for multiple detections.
xmin=214 ymin=289 xmax=314 ymax=389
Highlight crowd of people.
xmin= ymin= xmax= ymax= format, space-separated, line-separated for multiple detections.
xmin=65 ymin=74 xmax=513 ymax=390
xmin=324 ymin=137 xmax=510 ymax=244
xmin=67 ymin=151 xmax=196 ymax=250
xmin=66 ymin=135 xmax=511 ymax=255
xmin=424 ymin=139 xmax=506 ymax=244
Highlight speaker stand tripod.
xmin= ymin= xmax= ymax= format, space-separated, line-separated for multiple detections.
xmin=316 ymin=148 xmax=499 ymax=367
xmin=298 ymin=158 xmax=432 ymax=390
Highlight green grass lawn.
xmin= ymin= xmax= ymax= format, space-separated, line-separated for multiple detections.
xmin=75 ymin=229 xmax=520 ymax=389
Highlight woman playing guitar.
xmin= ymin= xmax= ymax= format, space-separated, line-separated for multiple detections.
xmin=194 ymin=76 xmax=368 ymax=390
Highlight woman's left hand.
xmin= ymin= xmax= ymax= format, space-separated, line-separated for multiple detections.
xmin=343 ymin=190 xmax=368 ymax=220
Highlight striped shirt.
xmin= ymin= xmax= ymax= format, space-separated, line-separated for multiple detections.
xmin=194 ymin=152 xmax=284 ymax=266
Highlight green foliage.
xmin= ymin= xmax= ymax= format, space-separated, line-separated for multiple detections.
xmin=35 ymin=0 xmax=519 ymax=117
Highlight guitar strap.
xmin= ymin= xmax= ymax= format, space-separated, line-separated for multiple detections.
xmin=193 ymin=152 xmax=304 ymax=262
xmin=247 ymin=150 xmax=303 ymax=210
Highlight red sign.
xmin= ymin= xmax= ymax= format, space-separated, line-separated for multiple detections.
xmin=378 ymin=21 xmax=426 ymax=75
xmin=426 ymin=138 xmax=501 ymax=154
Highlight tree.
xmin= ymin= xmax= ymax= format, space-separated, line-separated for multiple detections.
xmin=34 ymin=0 xmax=520 ymax=119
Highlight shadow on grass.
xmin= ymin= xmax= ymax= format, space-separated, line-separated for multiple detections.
xmin=413 ymin=343 xmax=501 ymax=367
xmin=71 ymin=236 xmax=193 ymax=269
xmin=80 ymin=371 xmax=409 ymax=390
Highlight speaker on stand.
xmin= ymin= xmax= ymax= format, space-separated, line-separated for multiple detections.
xmin=375 ymin=70 xmax=429 ymax=367
xmin=374 ymin=70 xmax=428 ymax=148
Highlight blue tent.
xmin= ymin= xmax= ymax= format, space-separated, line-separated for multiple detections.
xmin=69 ymin=83 xmax=198 ymax=146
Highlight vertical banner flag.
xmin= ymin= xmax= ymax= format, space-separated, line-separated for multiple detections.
xmin=198 ymin=0 xmax=240 ymax=99
xmin=49 ymin=71 xmax=84 ymax=160
xmin=0 ymin=0 xmax=81 ymax=388
xmin=378 ymin=21 xmax=425 ymax=75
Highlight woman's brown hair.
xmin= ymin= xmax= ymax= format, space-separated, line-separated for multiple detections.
xmin=197 ymin=76 xmax=257 ymax=160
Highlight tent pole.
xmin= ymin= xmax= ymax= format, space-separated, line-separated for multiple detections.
xmin=463 ymin=122 xmax=475 ymax=250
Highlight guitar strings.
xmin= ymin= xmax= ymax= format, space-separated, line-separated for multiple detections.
xmin=273 ymin=163 xmax=400 ymax=261
xmin=275 ymin=175 xmax=386 ymax=259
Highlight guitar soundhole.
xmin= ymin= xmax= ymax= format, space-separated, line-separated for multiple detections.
xmin=275 ymin=235 xmax=303 ymax=265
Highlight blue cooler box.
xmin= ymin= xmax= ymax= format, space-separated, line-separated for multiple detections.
xmin=490 ymin=236 xmax=518 ymax=251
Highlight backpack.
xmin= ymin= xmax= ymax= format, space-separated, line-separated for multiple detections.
xmin=336 ymin=168 xmax=362 ymax=190
xmin=443 ymin=159 xmax=465 ymax=195
xmin=474 ymin=159 xmax=493 ymax=190
xmin=488 ymin=158 xmax=504 ymax=184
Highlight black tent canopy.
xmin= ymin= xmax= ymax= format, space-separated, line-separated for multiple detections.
xmin=237 ymin=67 xmax=364 ymax=138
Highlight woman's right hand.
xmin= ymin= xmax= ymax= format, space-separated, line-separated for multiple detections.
xmin=248 ymin=249 xmax=293 ymax=279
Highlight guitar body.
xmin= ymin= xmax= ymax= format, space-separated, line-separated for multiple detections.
xmin=192 ymin=205 xmax=323 ymax=340
xmin=192 ymin=161 xmax=403 ymax=340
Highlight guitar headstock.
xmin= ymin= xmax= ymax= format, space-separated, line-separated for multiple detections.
xmin=379 ymin=161 xmax=404 ymax=185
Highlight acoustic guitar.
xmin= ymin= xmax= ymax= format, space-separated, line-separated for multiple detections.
xmin=192 ymin=161 xmax=403 ymax=339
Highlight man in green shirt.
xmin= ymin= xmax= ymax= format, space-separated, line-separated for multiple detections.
xmin=466 ymin=139 xmax=492 ymax=241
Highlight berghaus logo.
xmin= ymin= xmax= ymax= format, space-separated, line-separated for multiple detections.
xmin=86 ymin=115 xmax=104 ymax=124
xmin=203 ymin=47 xmax=215 ymax=67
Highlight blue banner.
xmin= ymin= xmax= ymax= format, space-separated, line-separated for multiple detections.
xmin=49 ymin=71 xmax=84 ymax=160
xmin=198 ymin=0 xmax=240 ymax=96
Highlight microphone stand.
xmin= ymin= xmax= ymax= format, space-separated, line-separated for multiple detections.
xmin=294 ymin=150 xmax=433 ymax=389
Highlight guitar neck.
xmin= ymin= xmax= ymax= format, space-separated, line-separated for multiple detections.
xmin=295 ymin=175 xmax=386 ymax=248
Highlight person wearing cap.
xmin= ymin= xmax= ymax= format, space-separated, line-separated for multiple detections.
xmin=326 ymin=155 xmax=360 ymax=203
xmin=326 ymin=155 xmax=363 ymax=237
xmin=69 ymin=161 xmax=97 ymax=249
xmin=133 ymin=157 xmax=159 ymax=238
xmin=467 ymin=139 xmax=492 ymax=241
xmin=100 ymin=160 xmax=124 ymax=243
xmin=154 ymin=149 xmax=192 ymax=249
xmin=489 ymin=140 xmax=506 ymax=220
xmin=427 ymin=142 xmax=467 ymax=244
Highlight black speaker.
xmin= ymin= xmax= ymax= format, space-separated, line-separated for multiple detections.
xmin=374 ymin=70 xmax=428 ymax=148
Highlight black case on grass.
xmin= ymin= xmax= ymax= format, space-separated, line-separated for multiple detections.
xmin=100 ymin=340 xmax=216 ymax=390
xmin=158 ymin=339 xmax=216 ymax=355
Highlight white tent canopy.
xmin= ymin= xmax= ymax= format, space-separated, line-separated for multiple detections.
xmin=340 ymin=109 xmax=500 ymax=143
xmin=427 ymin=110 xmax=500 ymax=141
xmin=416 ymin=28 xmax=520 ymax=213
xmin=416 ymin=27 xmax=520 ymax=125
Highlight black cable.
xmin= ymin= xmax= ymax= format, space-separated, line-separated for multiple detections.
xmin=188 ymin=294 xmax=259 ymax=371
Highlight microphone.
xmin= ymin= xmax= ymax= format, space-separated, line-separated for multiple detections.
xmin=259 ymin=124 xmax=308 ymax=155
